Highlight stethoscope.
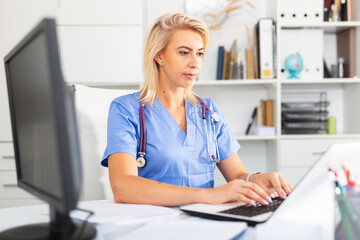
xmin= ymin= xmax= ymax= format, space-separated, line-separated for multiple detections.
xmin=136 ymin=96 xmax=221 ymax=168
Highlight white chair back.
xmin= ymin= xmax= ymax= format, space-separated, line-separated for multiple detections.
xmin=73 ymin=84 xmax=137 ymax=200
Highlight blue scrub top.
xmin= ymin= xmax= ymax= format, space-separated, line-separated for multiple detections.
xmin=101 ymin=91 xmax=240 ymax=188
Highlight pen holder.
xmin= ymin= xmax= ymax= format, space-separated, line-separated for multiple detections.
xmin=335 ymin=190 xmax=360 ymax=240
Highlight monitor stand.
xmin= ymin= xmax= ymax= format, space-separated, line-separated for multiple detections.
xmin=0 ymin=205 xmax=97 ymax=240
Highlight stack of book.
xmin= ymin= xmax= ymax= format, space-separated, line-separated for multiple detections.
xmin=216 ymin=18 xmax=276 ymax=80
xmin=281 ymin=92 xmax=329 ymax=134
xmin=216 ymin=41 xmax=256 ymax=80
xmin=324 ymin=0 xmax=354 ymax=22
xmin=246 ymin=99 xmax=275 ymax=136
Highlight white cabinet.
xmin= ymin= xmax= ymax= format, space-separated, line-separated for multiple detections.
xmin=0 ymin=0 xmax=54 ymax=141
xmin=0 ymin=143 xmax=42 ymax=208
xmin=55 ymin=0 xmax=143 ymax=25
xmin=0 ymin=0 xmax=54 ymax=208
xmin=279 ymin=138 xmax=360 ymax=186
xmin=58 ymin=26 xmax=143 ymax=84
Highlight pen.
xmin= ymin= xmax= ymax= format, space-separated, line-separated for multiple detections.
xmin=342 ymin=165 xmax=356 ymax=188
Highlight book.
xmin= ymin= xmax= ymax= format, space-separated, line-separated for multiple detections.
xmin=253 ymin=26 xmax=259 ymax=79
xmin=216 ymin=46 xmax=225 ymax=80
xmin=222 ymin=50 xmax=231 ymax=80
xmin=256 ymin=106 xmax=263 ymax=126
xmin=254 ymin=126 xmax=275 ymax=136
xmin=246 ymin=49 xmax=255 ymax=79
xmin=260 ymin=99 xmax=266 ymax=125
xmin=229 ymin=40 xmax=237 ymax=79
xmin=245 ymin=107 xmax=257 ymax=135
xmin=340 ymin=0 xmax=348 ymax=21
xmin=336 ymin=28 xmax=356 ymax=78
xmin=265 ymin=100 xmax=273 ymax=127
xmin=347 ymin=0 xmax=353 ymax=21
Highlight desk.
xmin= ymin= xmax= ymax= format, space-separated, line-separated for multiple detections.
xmin=0 ymin=202 xmax=254 ymax=240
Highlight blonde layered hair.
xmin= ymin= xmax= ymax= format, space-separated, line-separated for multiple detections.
xmin=139 ymin=12 xmax=209 ymax=107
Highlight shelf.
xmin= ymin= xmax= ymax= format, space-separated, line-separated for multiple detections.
xmin=280 ymin=78 xmax=360 ymax=84
xmin=280 ymin=134 xmax=360 ymax=140
xmin=280 ymin=21 xmax=360 ymax=33
xmin=67 ymin=81 xmax=141 ymax=88
xmin=235 ymin=135 xmax=277 ymax=141
xmin=195 ymin=79 xmax=277 ymax=86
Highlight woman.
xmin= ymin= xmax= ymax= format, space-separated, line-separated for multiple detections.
xmin=101 ymin=12 xmax=292 ymax=206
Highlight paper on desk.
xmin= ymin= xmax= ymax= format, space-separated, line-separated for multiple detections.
xmin=120 ymin=217 xmax=247 ymax=240
xmin=70 ymin=200 xmax=179 ymax=225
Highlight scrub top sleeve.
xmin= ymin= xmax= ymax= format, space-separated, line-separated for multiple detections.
xmin=208 ymin=99 xmax=240 ymax=161
xmin=101 ymin=99 xmax=138 ymax=167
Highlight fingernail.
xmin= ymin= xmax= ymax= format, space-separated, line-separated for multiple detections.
xmin=262 ymin=200 xmax=269 ymax=205
xmin=270 ymin=193 xmax=275 ymax=198
xmin=267 ymin=196 xmax=272 ymax=202
xmin=250 ymin=200 xmax=256 ymax=206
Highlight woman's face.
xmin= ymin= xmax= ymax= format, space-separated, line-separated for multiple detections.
xmin=157 ymin=29 xmax=205 ymax=89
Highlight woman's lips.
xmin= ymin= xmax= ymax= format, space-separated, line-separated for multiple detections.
xmin=184 ymin=73 xmax=196 ymax=80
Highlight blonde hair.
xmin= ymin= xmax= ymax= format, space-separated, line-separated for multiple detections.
xmin=139 ymin=12 xmax=209 ymax=107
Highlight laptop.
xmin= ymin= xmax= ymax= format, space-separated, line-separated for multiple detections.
xmin=180 ymin=141 xmax=360 ymax=226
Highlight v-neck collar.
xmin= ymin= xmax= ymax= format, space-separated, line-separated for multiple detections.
xmin=154 ymin=98 xmax=196 ymax=146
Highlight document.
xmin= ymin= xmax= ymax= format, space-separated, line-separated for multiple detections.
xmin=70 ymin=200 xmax=179 ymax=225
xmin=120 ymin=217 xmax=247 ymax=240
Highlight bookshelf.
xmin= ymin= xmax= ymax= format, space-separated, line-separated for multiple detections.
xmin=191 ymin=0 xmax=360 ymax=186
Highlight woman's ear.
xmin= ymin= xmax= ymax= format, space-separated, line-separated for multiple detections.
xmin=155 ymin=52 xmax=163 ymax=65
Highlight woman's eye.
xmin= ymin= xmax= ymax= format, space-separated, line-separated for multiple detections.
xmin=197 ymin=52 xmax=204 ymax=56
xmin=179 ymin=51 xmax=189 ymax=56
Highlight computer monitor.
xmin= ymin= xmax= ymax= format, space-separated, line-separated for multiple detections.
xmin=1 ymin=18 xmax=96 ymax=239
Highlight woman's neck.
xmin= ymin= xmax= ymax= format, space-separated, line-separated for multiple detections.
xmin=157 ymin=79 xmax=185 ymax=109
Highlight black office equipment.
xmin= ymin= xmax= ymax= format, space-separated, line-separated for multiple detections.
xmin=245 ymin=107 xmax=257 ymax=135
xmin=281 ymin=92 xmax=329 ymax=134
xmin=1 ymin=18 xmax=96 ymax=239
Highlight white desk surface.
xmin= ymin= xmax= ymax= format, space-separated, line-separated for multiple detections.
xmin=0 ymin=202 xmax=255 ymax=240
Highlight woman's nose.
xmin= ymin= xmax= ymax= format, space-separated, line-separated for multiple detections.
xmin=188 ymin=54 xmax=201 ymax=69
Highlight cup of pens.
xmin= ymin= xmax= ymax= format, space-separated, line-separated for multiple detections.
xmin=335 ymin=190 xmax=360 ymax=240
xmin=331 ymin=167 xmax=360 ymax=240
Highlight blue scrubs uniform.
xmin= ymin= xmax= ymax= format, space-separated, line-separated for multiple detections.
xmin=101 ymin=92 xmax=240 ymax=188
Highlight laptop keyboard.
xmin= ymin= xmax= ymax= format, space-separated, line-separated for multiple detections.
xmin=219 ymin=197 xmax=284 ymax=217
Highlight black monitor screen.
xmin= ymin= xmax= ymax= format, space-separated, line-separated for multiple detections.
xmin=7 ymin=30 xmax=61 ymax=199
xmin=1 ymin=18 xmax=96 ymax=239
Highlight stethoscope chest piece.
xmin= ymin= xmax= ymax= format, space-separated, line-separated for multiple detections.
xmin=136 ymin=156 xmax=146 ymax=168
xmin=211 ymin=112 xmax=220 ymax=123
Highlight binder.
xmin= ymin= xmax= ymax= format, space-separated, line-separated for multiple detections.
xmin=256 ymin=18 xmax=275 ymax=79
xmin=302 ymin=0 xmax=323 ymax=23
xmin=280 ymin=29 xmax=323 ymax=79
xmin=216 ymin=46 xmax=224 ymax=80
xmin=279 ymin=0 xmax=322 ymax=24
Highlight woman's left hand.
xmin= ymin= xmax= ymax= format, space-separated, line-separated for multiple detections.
xmin=249 ymin=172 xmax=293 ymax=199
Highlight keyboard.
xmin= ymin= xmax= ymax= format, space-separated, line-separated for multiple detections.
xmin=219 ymin=197 xmax=284 ymax=217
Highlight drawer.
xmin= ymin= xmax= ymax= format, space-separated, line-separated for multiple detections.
xmin=0 ymin=143 xmax=15 ymax=170
xmin=280 ymin=167 xmax=310 ymax=187
xmin=280 ymin=139 xmax=358 ymax=167
xmin=0 ymin=171 xmax=34 ymax=199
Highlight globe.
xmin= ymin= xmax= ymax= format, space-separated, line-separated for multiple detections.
xmin=285 ymin=53 xmax=303 ymax=79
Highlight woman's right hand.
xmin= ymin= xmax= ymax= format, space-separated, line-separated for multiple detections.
xmin=203 ymin=179 xmax=273 ymax=206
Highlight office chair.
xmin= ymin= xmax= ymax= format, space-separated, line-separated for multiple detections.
xmin=73 ymin=84 xmax=137 ymax=200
